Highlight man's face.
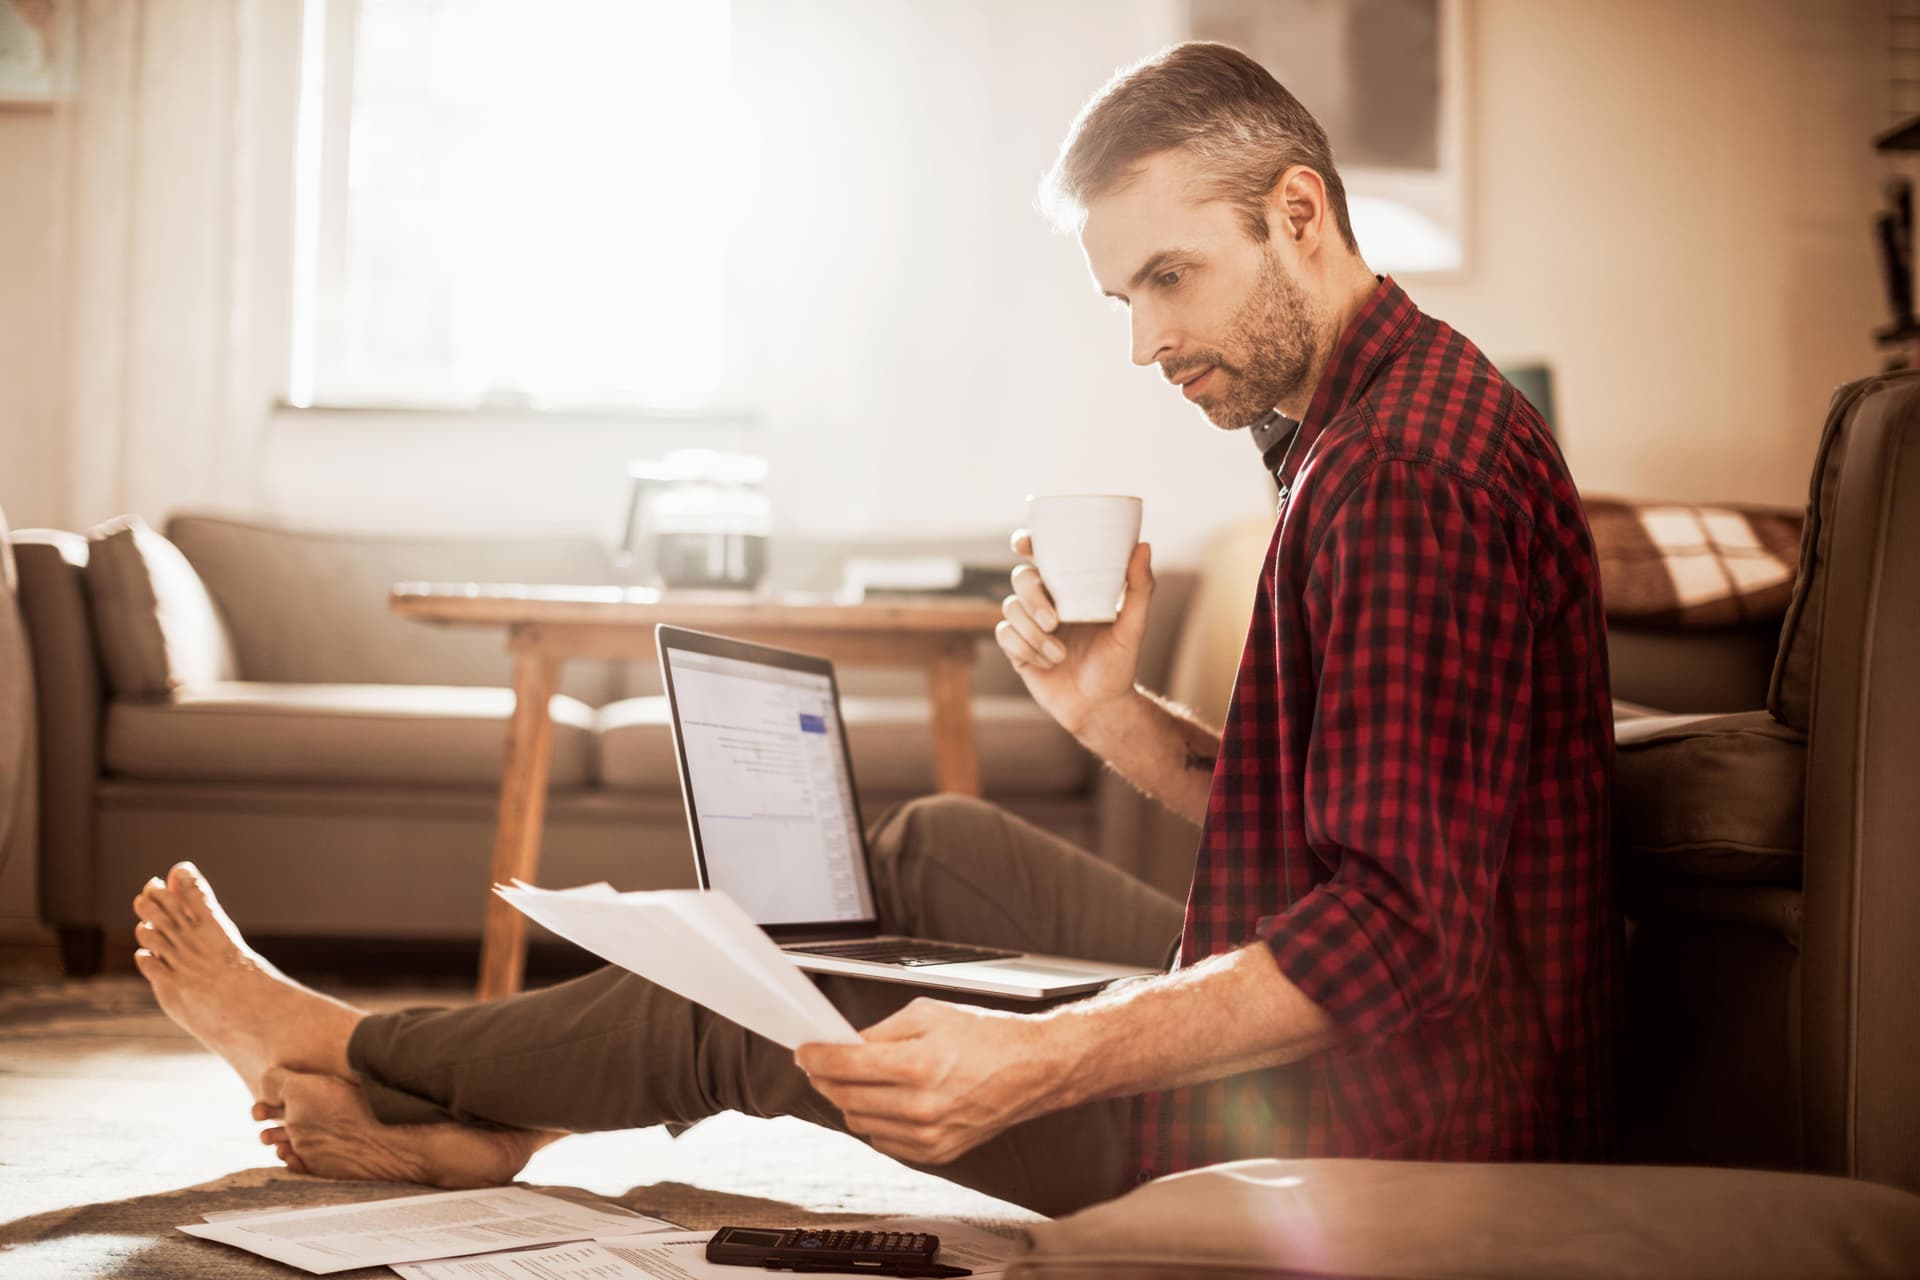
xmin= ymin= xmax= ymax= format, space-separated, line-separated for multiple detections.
xmin=1080 ymin=150 xmax=1320 ymax=431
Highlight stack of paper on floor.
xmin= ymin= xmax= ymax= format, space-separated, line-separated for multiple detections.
xmin=178 ymin=1187 xmax=1019 ymax=1277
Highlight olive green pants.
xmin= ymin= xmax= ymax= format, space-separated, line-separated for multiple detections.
xmin=346 ymin=794 xmax=1185 ymax=1216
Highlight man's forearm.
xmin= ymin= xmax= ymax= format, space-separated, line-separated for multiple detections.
xmin=1072 ymin=686 xmax=1220 ymax=825
xmin=1036 ymin=944 xmax=1338 ymax=1109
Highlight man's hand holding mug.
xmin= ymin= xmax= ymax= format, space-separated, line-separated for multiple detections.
xmin=996 ymin=494 xmax=1151 ymax=737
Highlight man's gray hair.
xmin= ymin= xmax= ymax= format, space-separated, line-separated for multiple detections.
xmin=1039 ymin=41 xmax=1359 ymax=253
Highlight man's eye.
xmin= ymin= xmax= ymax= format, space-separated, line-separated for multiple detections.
xmin=1157 ymin=269 xmax=1183 ymax=288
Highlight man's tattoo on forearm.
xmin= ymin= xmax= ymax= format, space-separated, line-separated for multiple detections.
xmin=1184 ymin=745 xmax=1217 ymax=773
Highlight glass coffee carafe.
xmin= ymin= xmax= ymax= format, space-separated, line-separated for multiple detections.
xmin=622 ymin=450 xmax=772 ymax=591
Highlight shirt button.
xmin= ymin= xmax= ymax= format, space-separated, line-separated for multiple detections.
xmin=1136 ymin=1169 xmax=1158 ymax=1185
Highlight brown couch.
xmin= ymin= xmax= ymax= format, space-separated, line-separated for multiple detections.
xmin=1606 ymin=369 xmax=1920 ymax=1194
xmin=9 ymin=510 xmax=1214 ymax=974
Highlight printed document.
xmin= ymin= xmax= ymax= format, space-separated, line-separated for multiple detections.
xmin=494 ymin=881 xmax=860 ymax=1050
xmin=176 ymin=1187 xmax=673 ymax=1274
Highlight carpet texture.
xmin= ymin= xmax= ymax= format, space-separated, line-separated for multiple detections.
xmin=0 ymin=975 xmax=1036 ymax=1278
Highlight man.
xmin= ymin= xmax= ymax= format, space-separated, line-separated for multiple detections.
xmin=131 ymin=42 xmax=1615 ymax=1216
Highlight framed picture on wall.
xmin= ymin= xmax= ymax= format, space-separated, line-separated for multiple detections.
xmin=1188 ymin=0 xmax=1471 ymax=278
xmin=0 ymin=0 xmax=73 ymax=108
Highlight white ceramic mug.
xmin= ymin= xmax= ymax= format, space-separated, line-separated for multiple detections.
xmin=1025 ymin=494 xmax=1144 ymax=623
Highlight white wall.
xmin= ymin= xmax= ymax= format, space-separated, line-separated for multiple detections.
xmin=1411 ymin=0 xmax=1882 ymax=506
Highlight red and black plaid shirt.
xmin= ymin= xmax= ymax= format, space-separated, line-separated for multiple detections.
xmin=1132 ymin=277 xmax=1619 ymax=1178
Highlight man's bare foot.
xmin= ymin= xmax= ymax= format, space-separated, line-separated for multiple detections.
xmin=132 ymin=861 xmax=363 ymax=1099
xmin=257 ymin=1068 xmax=561 ymax=1187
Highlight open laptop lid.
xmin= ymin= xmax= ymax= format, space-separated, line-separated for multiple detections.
xmin=655 ymin=624 xmax=880 ymax=942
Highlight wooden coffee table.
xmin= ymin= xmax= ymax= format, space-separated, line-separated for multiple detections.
xmin=389 ymin=583 xmax=1006 ymax=998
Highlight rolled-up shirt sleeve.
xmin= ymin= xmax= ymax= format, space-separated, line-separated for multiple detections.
xmin=1260 ymin=459 xmax=1535 ymax=1044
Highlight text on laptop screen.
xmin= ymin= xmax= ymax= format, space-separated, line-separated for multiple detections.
xmin=665 ymin=648 xmax=874 ymax=926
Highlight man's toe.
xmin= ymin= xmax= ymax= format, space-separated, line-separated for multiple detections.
xmin=134 ymin=879 xmax=178 ymax=926
xmin=166 ymin=862 xmax=209 ymax=916
xmin=260 ymin=1065 xmax=292 ymax=1107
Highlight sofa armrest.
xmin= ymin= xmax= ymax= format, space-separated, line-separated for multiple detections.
xmin=0 ymin=513 xmax=37 ymax=935
xmin=13 ymin=531 xmax=103 ymax=928
xmin=1009 ymin=1159 xmax=1920 ymax=1279
xmin=1607 ymin=621 xmax=1778 ymax=714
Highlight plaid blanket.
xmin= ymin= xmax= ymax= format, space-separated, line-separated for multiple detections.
xmin=1584 ymin=496 xmax=1803 ymax=628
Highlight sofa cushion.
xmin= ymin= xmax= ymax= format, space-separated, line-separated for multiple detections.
xmin=596 ymin=694 xmax=1093 ymax=796
xmin=1008 ymin=1158 xmax=1920 ymax=1279
xmin=164 ymin=512 xmax=621 ymax=703
xmin=1613 ymin=710 xmax=1805 ymax=884
xmin=84 ymin=516 xmax=239 ymax=696
xmin=1585 ymin=495 xmax=1801 ymax=629
xmin=103 ymin=683 xmax=595 ymax=788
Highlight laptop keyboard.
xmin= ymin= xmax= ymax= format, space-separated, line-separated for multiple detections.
xmin=789 ymin=938 xmax=1022 ymax=968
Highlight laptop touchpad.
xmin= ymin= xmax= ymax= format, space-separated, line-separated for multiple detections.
xmin=980 ymin=960 xmax=1092 ymax=978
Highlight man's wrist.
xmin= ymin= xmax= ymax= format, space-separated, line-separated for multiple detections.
xmin=1066 ymin=684 xmax=1145 ymax=746
xmin=1029 ymin=1000 xmax=1110 ymax=1113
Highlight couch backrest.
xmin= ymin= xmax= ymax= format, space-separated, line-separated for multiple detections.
xmin=165 ymin=512 xmax=624 ymax=704
xmin=1775 ymin=370 xmax=1920 ymax=1192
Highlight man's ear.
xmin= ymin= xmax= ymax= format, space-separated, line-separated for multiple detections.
xmin=1265 ymin=164 xmax=1328 ymax=247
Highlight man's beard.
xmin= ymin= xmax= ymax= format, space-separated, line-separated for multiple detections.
xmin=1174 ymin=251 xmax=1319 ymax=431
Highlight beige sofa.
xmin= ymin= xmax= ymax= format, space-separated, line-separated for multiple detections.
xmin=13 ymin=510 xmax=1220 ymax=974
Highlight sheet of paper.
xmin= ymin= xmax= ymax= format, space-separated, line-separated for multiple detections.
xmin=389 ymin=1235 xmax=678 ymax=1279
xmin=201 ymin=1204 xmax=295 ymax=1222
xmin=496 ymin=882 xmax=859 ymax=1050
xmin=176 ymin=1187 xmax=672 ymax=1274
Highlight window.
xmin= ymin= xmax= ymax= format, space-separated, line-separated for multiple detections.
xmin=290 ymin=0 xmax=735 ymax=410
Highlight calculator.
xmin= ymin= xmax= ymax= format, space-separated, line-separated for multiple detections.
xmin=705 ymin=1225 xmax=964 ymax=1275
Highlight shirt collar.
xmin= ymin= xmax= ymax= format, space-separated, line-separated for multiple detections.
xmin=1262 ymin=275 xmax=1417 ymax=494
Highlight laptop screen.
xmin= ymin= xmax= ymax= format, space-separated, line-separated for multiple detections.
xmin=660 ymin=635 xmax=876 ymax=928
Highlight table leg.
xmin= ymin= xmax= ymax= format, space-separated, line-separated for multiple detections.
xmin=926 ymin=646 xmax=982 ymax=796
xmin=477 ymin=649 xmax=562 ymax=1001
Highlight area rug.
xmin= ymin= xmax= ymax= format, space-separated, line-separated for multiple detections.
xmin=0 ymin=976 xmax=1036 ymax=1277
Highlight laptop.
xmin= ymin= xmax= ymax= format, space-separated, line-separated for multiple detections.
xmin=655 ymin=624 xmax=1159 ymax=1000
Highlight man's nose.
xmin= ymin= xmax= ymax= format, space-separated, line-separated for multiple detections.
xmin=1130 ymin=305 xmax=1174 ymax=368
